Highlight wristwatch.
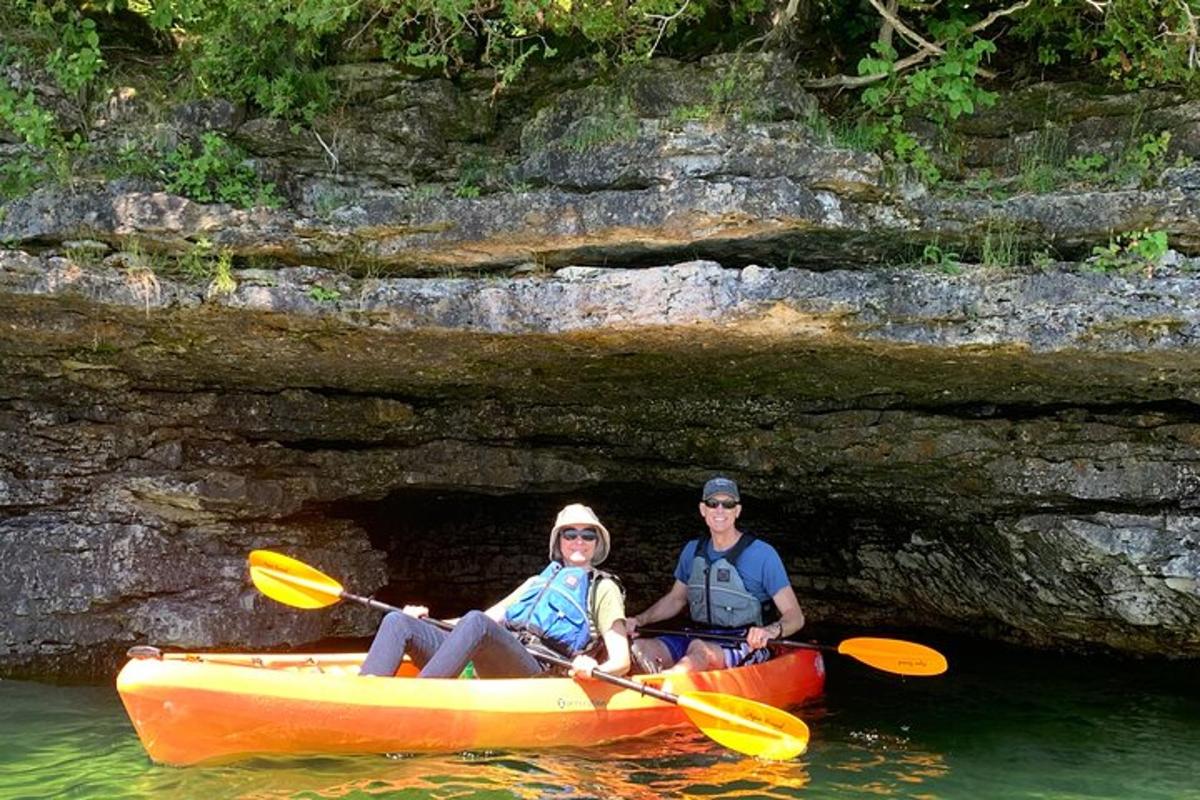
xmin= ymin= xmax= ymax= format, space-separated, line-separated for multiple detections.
xmin=770 ymin=622 xmax=784 ymax=638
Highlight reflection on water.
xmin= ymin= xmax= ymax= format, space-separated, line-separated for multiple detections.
xmin=2 ymin=643 xmax=1199 ymax=800
xmin=114 ymin=731 xmax=818 ymax=800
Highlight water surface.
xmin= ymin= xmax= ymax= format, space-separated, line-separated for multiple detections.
xmin=2 ymin=642 xmax=1197 ymax=799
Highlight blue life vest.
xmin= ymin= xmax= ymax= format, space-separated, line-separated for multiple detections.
xmin=504 ymin=563 xmax=600 ymax=657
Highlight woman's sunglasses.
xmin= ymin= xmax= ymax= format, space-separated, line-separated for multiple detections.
xmin=704 ymin=499 xmax=739 ymax=509
xmin=560 ymin=528 xmax=598 ymax=542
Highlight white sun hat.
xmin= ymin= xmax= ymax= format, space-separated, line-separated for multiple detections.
xmin=549 ymin=503 xmax=611 ymax=565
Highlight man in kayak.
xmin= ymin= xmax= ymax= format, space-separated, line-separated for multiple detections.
xmin=359 ymin=503 xmax=631 ymax=679
xmin=623 ymin=476 xmax=805 ymax=673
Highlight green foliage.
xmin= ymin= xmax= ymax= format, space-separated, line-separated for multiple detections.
xmin=109 ymin=140 xmax=163 ymax=180
xmin=921 ymin=242 xmax=962 ymax=274
xmin=151 ymin=0 xmax=339 ymax=121
xmin=176 ymin=236 xmax=216 ymax=281
xmin=46 ymin=14 xmax=104 ymax=101
xmin=1112 ymin=130 xmax=1173 ymax=187
xmin=1066 ymin=152 xmax=1107 ymax=183
xmin=163 ymin=133 xmax=280 ymax=207
xmin=1 ymin=0 xmax=1196 ymax=209
xmin=962 ymin=168 xmax=1008 ymax=199
xmin=1011 ymin=0 xmax=1200 ymax=90
xmin=209 ymin=250 xmax=237 ymax=296
xmin=979 ymin=219 xmax=1024 ymax=269
xmin=453 ymin=182 xmax=481 ymax=198
xmin=453 ymin=155 xmax=491 ymax=197
xmin=0 ymin=3 xmax=105 ymax=198
xmin=410 ymin=184 xmax=442 ymax=201
xmin=309 ymin=285 xmax=341 ymax=302
xmin=670 ymin=103 xmax=713 ymax=124
xmin=0 ymin=85 xmax=60 ymax=197
xmin=856 ymin=26 xmax=998 ymax=183
xmin=1031 ymin=248 xmax=1057 ymax=271
xmin=1089 ymin=229 xmax=1170 ymax=274
xmin=1016 ymin=123 xmax=1070 ymax=193
xmin=133 ymin=0 xmax=716 ymax=119
xmin=668 ymin=58 xmax=772 ymax=125
xmin=311 ymin=185 xmax=358 ymax=220
xmin=1021 ymin=127 xmax=1174 ymax=192
xmin=171 ymin=238 xmax=238 ymax=295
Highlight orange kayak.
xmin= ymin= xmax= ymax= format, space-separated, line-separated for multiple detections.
xmin=117 ymin=647 xmax=825 ymax=765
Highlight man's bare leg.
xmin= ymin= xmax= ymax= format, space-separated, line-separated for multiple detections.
xmin=631 ymin=637 xmax=676 ymax=674
xmin=667 ymin=639 xmax=725 ymax=673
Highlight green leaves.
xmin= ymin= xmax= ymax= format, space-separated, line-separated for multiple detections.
xmin=0 ymin=3 xmax=104 ymax=199
xmin=164 ymin=133 xmax=280 ymax=208
xmin=1011 ymin=0 xmax=1200 ymax=90
xmin=1090 ymin=230 xmax=1171 ymax=274
xmin=852 ymin=21 xmax=999 ymax=184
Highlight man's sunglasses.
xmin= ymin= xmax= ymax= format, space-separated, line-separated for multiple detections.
xmin=704 ymin=499 xmax=739 ymax=509
xmin=560 ymin=528 xmax=599 ymax=541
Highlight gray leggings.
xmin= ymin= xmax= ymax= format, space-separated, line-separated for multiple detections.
xmin=359 ymin=610 xmax=546 ymax=678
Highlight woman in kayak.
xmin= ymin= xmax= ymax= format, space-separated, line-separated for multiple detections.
xmin=360 ymin=503 xmax=630 ymax=679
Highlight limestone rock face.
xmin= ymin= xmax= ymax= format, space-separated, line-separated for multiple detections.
xmin=5 ymin=59 xmax=1200 ymax=678
xmin=3 ymin=251 xmax=1200 ymax=678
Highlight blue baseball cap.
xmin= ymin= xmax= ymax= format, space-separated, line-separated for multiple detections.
xmin=701 ymin=476 xmax=740 ymax=502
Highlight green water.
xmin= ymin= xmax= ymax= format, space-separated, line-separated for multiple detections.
xmin=2 ymin=643 xmax=1197 ymax=800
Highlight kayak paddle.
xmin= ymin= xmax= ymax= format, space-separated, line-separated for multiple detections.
xmin=636 ymin=626 xmax=948 ymax=677
xmin=248 ymin=549 xmax=810 ymax=760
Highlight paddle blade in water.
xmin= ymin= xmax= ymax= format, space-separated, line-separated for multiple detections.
xmin=838 ymin=637 xmax=948 ymax=676
xmin=676 ymin=690 xmax=809 ymax=761
xmin=248 ymin=550 xmax=344 ymax=609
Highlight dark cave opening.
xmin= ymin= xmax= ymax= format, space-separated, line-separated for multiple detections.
xmin=320 ymin=485 xmax=937 ymax=640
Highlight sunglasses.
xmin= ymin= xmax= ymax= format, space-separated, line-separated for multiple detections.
xmin=559 ymin=528 xmax=599 ymax=542
xmin=704 ymin=499 xmax=739 ymax=509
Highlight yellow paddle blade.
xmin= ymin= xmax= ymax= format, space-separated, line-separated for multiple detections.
xmin=838 ymin=637 xmax=948 ymax=676
xmin=248 ymin=550 xmax=344 ymax=610
xmin=676 ymin=690 xmax=809 ymax=761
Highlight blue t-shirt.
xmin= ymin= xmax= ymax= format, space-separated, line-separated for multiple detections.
xmin=673 ymin=535 xmax=790 ymax=605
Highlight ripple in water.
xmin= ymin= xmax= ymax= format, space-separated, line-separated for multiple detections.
xmin=3 ymin=647 xmax=1198 ymax=800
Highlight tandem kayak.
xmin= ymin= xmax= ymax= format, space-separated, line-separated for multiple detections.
xmin=117 ymin=647 xmax=825 ymax=765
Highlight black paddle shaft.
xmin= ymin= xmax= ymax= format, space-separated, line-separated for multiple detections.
xmin=637 ymin=625 xmax=830 ymax=652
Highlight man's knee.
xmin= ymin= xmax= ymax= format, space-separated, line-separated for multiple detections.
xmin=632 ymin=638 xmax=674 ymax=674
xmin=683 ymin=639 xmax=724 ymax=670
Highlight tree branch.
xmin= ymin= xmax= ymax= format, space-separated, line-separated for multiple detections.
xmin=803 ymin=0 xmax=1029 ymax=89
xmin=871 ymin=0 xmax=938 ymax=56
xmin=644 ymin=0 xmax=692 ymax=59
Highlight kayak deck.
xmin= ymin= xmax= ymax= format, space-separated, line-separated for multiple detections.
xmin=117 ymin=648 xmax=825 ymax=765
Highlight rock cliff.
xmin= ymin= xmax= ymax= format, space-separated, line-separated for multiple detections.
xmin=3 ymin=57 xmax=1199 ymax=679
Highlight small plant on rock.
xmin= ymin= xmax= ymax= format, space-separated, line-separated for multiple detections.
xmin=309 ymin=285 xmax=341 ymax=303
xmin=1089 ymin=229 xmax=1169 ymax=276
xmin=980 ymin=219 xmax=1023 ymax=269
xmin=208 ymin=250 xmax=237 ymax=298
xmin=1065 ymin=153 xmax=1107 ymax=183
xmin=164 ymin=133 xmax=280 ymax=208
xmin=922 ymin=242 xmax=962 ymax=274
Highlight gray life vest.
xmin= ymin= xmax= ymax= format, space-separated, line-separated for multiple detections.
xmin=686 ymin=532 xmax=765 ymax=628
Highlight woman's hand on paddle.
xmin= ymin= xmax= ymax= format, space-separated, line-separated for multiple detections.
xmin=401 ymin=605 xmax=429 ymax=619
xmin=569 ymin=654 xmax=599 ymax=679
xmin=622 ymin=617 xmax=641 ymax=638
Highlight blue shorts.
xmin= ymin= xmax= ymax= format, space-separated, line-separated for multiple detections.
xmin=656 ymin=632 xmax=771 ymax=669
